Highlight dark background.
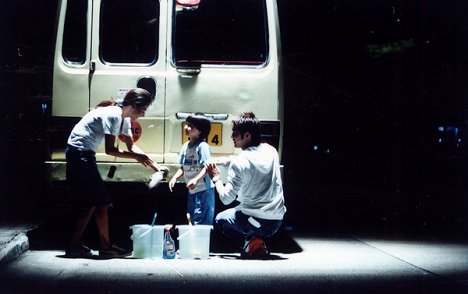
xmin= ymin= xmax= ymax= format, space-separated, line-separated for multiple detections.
xmin=1 ymin=0 xmax=468 ymax=238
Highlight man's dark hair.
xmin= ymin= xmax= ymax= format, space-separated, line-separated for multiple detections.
xmin=232 ymin=112 xmax=261 ymax=147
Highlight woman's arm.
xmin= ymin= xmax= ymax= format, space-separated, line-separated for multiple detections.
xmin=104 ymin=134 xmax=159 ymax=171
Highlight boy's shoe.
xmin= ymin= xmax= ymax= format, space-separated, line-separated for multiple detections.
xmin=99 ymin=244 xmax=131 ymax=258
xmin=241 ymin=237 xmax=269 ymax=259
xmin=65 ymin=244 xmax=93 ymax=258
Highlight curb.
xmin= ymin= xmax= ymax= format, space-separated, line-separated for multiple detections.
xmin=0 ymin=233 xmax=30 ymax=265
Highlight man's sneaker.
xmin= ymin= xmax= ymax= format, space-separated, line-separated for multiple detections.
xmin=65 ymin=244 xmax=93 ymax=258
xmin=241 ymin=237 xmax=269 ymax=259
xmin=99 ymin=244 xmax=131 ymax=258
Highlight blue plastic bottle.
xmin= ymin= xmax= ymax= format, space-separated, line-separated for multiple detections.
xmin=163 ymin=228 xmax=176 ymax=259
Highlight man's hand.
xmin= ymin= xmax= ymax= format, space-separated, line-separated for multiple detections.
xmin=205 ymin=162 xmax=220 ymax=180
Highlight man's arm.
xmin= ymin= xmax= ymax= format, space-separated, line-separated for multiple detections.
xmin=205 ymin=162 xmax=238 ymax=205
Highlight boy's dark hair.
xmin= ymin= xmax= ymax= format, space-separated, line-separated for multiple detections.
xmin=186 ymin=113 xmax=211 ymax=142
xmin=232 ymin=112 xmax=261 ymax=147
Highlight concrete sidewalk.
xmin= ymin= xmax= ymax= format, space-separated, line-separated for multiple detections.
xmin=2 ymin=209 xmax=468 ymax=293
xmin=1 ymin=225 xmax=468 ymax=294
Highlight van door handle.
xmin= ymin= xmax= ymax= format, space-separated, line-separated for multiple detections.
xmin=176 ymin=112 xmax=228 ymax=121
xmin=89 ymin=61 xmax=96 ymax=73
xmin=176 ymin=67 xmax=201 ymax=78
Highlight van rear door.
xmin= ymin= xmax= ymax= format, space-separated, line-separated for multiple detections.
xmin=164 ymin=0 xmax=283 ymax=162
xmin=88 ymin=0 xmax=167 ymax=163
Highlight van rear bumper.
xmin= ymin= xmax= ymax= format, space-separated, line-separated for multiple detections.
xmin=45 ymin=161 xmax=177 ymax=182
xmin=45 ymin=161 xmax=283 ymax=183
xmin=44 ymin=161 xmax=232 ymax=183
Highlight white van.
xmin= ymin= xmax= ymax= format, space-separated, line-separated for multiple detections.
xmin=46 ymin=0 xmax=283 ymax=183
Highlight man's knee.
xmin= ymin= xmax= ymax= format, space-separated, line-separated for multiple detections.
xmin=213 ymin=219 xmax=223 ymax=233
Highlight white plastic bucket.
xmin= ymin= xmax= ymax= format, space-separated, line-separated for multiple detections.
xmin=130 ymin=225 xmax=165 ymax=259
xmin=177 ymin=225 xmax=212 ymax=259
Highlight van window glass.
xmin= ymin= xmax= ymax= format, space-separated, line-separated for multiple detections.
xmin=173 ymin=0 xmax=268 ymax=66
xmin=100 ymin=0 xmax=159 ymax=64
xmin=62 ymin=0 xmax=87 ymax=64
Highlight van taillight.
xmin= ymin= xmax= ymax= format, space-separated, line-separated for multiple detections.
xmin=177 ymin=0 xmax=200 ymax=7
xmin=260 ymin=121 xmax=280 ymax=150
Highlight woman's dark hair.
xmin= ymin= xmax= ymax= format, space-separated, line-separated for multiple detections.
xmin=95 ymin=99 xmax=117 ymax=108
xmin=232 ymin=112 xmax=261 ymax=147
xmin=122 ymin=88 xmax=154 ymax=108
xmin=186 ymin=113 xmax=211 ymax=142
xmin=95 ymin=88 xmax=154 ymax=109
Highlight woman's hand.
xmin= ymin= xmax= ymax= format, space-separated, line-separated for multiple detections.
xmin=135 ymin=153 xmax=155 ymax=168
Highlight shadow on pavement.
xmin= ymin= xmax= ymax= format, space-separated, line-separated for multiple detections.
xmin=27 ymin=213 xmax=304 ymax=256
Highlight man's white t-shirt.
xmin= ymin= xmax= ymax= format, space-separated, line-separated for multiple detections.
xmin=219 ymin=143 xmax=286 ymax=220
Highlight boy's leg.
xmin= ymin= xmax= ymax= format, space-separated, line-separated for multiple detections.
xmin=190 ymin=188 xmax=215 ymax=225
xmin=202 ymin=188 xmax=215 ymax=225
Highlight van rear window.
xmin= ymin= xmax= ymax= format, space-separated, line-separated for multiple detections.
xmin=173 ymin=0 xmax=269 ymax=67
xmin=99 ymin=0 xmax=159 ymax=64
xmin=62 ymin=0 xmax=87 ymax=64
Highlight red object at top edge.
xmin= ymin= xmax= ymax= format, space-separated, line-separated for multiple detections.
xmin=177 ymin=0 xmax=201 ymax=7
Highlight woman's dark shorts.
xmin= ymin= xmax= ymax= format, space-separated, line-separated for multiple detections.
xmin=65 ymin=146 xmax=112 ymax=208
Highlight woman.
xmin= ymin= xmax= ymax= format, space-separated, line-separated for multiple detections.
xmin=65 ymin=88 xmax=161 ymax=258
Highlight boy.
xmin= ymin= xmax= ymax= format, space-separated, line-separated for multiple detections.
xmin=169 ymin=113 xmax=215 ymax=225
